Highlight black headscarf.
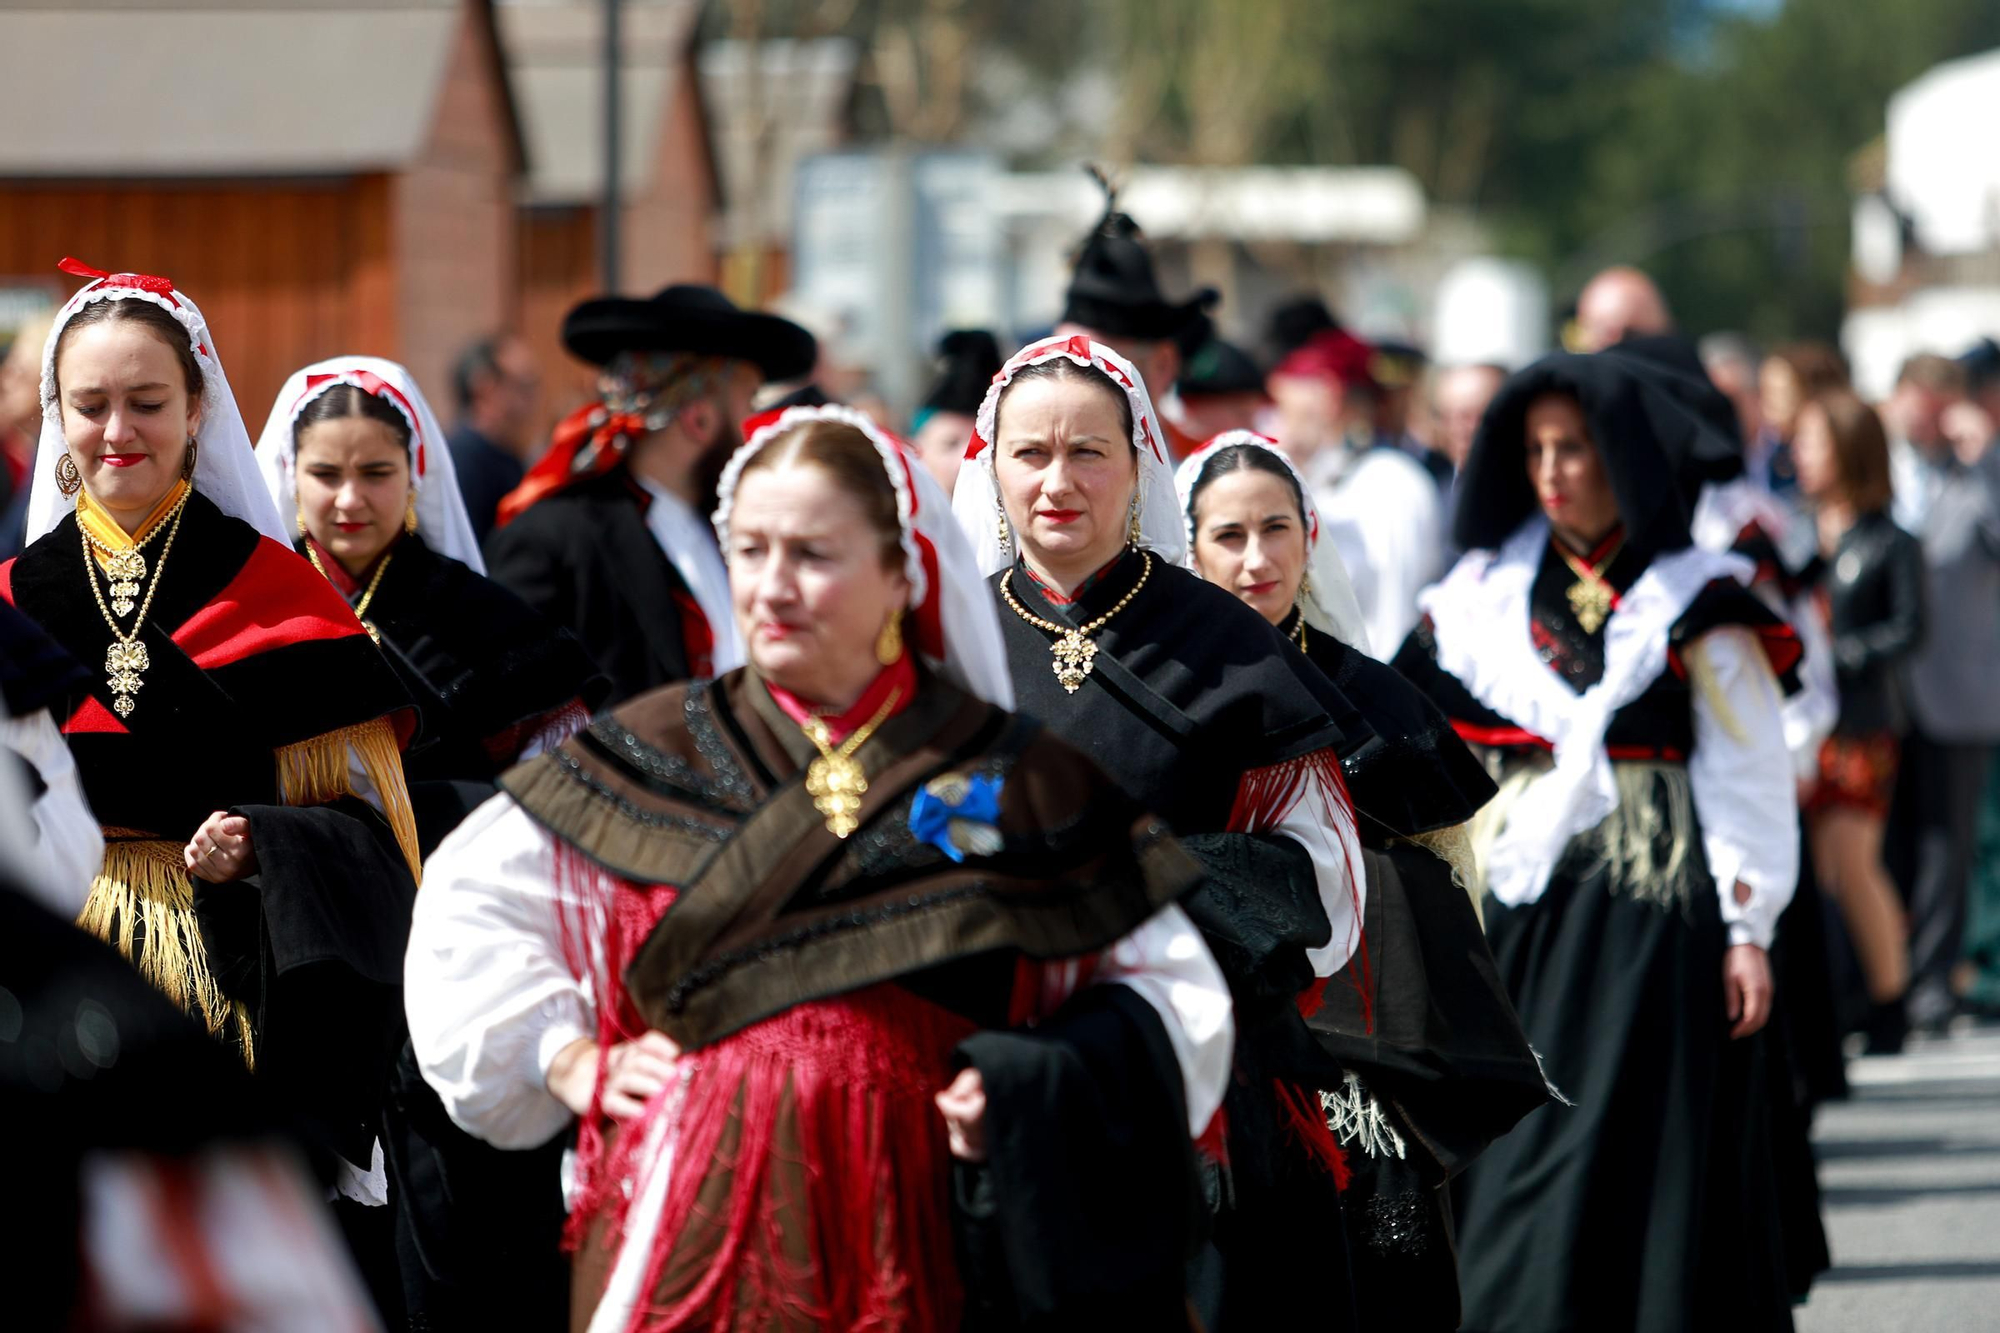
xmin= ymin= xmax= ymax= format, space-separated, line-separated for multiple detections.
xmin=1453 ymin=351 xmax=1735 ymax=564
xmin=1601 ymin=333 xmax=1745 ymax=497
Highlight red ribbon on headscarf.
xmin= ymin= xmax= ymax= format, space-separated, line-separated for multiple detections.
xmin=58 ymin=256 xmax=179 ymax=301
xmin=297 ymin=370 xmax=428 ymax=478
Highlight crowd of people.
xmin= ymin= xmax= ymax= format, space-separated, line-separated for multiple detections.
xmin=4 ymin=177 xmax=1999 ymax=1333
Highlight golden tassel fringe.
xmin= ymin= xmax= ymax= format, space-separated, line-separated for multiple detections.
xmin=78 ymin=840 xmax=255 ymax=1067
xmin=1396 ymin=821 xmax=1483 ymax=925
xmin=276 ymin=717 xmax=422 ymax=885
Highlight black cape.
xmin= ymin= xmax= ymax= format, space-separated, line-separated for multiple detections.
xmin=990 ymin=551 xmax=1370 ymax=1329
xmin=5 ymin=493 xmax=419 ymax=1169
xmin=484 ymin=466 xmax=705 ymax=707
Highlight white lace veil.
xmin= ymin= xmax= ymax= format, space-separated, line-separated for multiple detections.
xmin=28 ymin=259 xmax=289 ymax=547
xmin=253 ymin=356 xmax=485 ymax=573
xmin=950 ymin=333 xmax=1186 ymax=576
xmin=714 ymin=404 xmax=1014 ymax=710
xmin=1174 ymin=430 xmax=1370 ymax=649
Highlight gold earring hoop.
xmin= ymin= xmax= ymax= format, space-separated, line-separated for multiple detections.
xmin=54 ymin=451 xmax=82 ymax=498
xmin=875 ymin=607 xmax=905 ymax=666
xmin=404 ymin=492 xmax=419 ymax=536
xmin=180 ymin=435 xmax=198 ymax=480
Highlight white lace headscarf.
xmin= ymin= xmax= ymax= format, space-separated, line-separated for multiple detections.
xmin=1175 ymin=430 xmax=1369 ymax=649
xmin=254 ymin=356 xmax=485 ymax=573
xmin=714 ymin=404 xmax=1014 ymax=710
xmin=950 ymin=333 xmax=1186 ymax=577
xmin=28 ymin=259 xmax=289 ymax=546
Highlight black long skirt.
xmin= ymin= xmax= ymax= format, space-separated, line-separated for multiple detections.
xmin=1454 ymin=769 xmax=1795 ymax=1333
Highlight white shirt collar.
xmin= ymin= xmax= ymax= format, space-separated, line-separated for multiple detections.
xmin=633 ymin=475 xmax=745 ymax=674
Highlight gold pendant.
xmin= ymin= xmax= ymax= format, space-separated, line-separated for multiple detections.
xmin=805 ymin=745 xmax=869 ymax=838
xmin=1050 ymin=628 xmax=1098 ymax=694
xmin=105 ymin=639 xmax=149 ymax=718
xmin=1566 ymin=578 xmax=1612 ymax=635
xmin=106 ymin=548 xmax=146 ymax=617
xmin=362 ymin=619 xmax=381 ymax=645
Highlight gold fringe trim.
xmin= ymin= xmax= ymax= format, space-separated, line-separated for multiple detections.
xmin=1463 ymin=752 xmax=1701 ymax=917
xmin=1683 ymin=637 xmax=1748 ymax=745
xmin=1395 ymin=821 xmax=1483 ymax=925
xmin=78 ymin=839 xmax=255 ymax=1066
xmin=276 ymin=717 xmax=422 ymax=884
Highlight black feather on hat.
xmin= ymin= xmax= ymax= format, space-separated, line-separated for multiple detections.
xmin=919 ymin=330 xmax=1003 ymax=418
xmin=1060 ymin=167 xmax=1217 ymax=347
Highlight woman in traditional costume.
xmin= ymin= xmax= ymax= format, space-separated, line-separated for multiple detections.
xmin=951 ymin=334 xmax=1373 ymax=1328
xmin=256 ymin=356 xmax=608 ymax=846
xmin=1390 ymin=351 xmax=1804 ymax=1332
xmin=256 ymin=355 xmax=609 ymax=1328
xmin=1176 ymin=430 xmax=1549 ymax=1331
xmin=407 ymin=403 xmax=1231 ymax=1331
xmin=0 ymin=259 xmax=424 ymax=1305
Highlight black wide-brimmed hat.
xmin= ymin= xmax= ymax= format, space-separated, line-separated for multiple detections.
xmin=1061 ymin=169 xmax=1216 ymax=347
xmin=561 ymin=283 xmax=818 ymax=380
xmin=1178 ymin=336 xmax=1265 ymax=399
xmin=919 ymin=329 xmax=1003 ymax=417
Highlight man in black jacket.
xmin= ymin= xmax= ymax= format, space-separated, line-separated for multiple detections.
xmin=485 ymin=287 xmax=815 ymax=705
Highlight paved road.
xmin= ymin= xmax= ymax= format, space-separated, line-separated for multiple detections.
xmin=1797 ymin=1022 xmax=2000 ymax=1333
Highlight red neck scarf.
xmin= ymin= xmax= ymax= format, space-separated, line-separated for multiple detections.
xmin=764 ymin=650 xmax=917 ymax=745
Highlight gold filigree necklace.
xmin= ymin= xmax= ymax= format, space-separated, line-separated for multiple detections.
xmin=798 ymin=686 xmax=903 ymax=838
xmin=305 ymin=540 xmax=395 ymax=644
xmin=79 ymin=495 xmax=190 ymax=719
xmin=999 ymin=550 xmax=1153 ymax=694
xmin=80 ymin=486 xmax=189 ymax=620
xmin=1554 ymin=535 xmax=1624 ymax=635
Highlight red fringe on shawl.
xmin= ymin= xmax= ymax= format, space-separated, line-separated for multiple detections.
xmin=1273 ymin=1079 xmax=1351 ymax=1193
xmin=616 ymin=985 xmax=973 ymax=1333
xmin=1224 ymin=749 xmax=1367 ymax=1194
xmin=549 ymin=844 xmax=974 ymax=1332
xmin=1225 ymin=748 xmax=1373 ymax=1034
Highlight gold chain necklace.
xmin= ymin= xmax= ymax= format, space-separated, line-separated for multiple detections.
xmin=798 ymin=685 xmax=903 ymax=837
xmin=999 ymin=550 xmax=1153 ymax=694
xmin=305 ymin=540 xmax=395 ymax=644
xmin=1291 ymin=610 xmax=1308 ymax=652
xmin=1554 ymin=536 xmax=1624 ymax=635
xmin=79 ymin=497 xmax=190 ymax=719
xmin=81 ymin=487 xmax=189 ymax=619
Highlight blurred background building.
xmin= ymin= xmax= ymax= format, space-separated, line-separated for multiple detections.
xmin=3 ymin=0 xmax=2000 ymax=426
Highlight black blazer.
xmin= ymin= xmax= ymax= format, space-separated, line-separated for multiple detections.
xmin=1810 ymin=508 xmax=1926 ymax=737
xmin=483 ymin=466 xmax=698 ymax=706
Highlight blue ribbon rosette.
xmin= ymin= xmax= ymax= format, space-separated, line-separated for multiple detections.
xmin=908 ymin=772 xmax=1004 ymax=863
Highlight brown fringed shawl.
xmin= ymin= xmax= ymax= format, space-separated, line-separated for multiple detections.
xmin=501 ymin=666 xmax=1199 ymax=1051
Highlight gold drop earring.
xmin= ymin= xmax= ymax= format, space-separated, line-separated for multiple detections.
xmin=180 ymin=435 xmax=198 ymax=480
xmin=995 ymin=497 xmax=1013 ymax=559
xmin=1127 ymin=494 xmax=1143 ymax=547
xmin=403 ymin=491 xmax=419 ymax=536
xmin=54 ymin=450 xmax=82 ymax=497
xmin=875 ymin=607 xmax=904 ymax=665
